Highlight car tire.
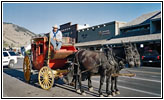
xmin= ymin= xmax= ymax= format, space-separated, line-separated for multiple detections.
xmin=8 ymin=60 xmax=14 ymax=68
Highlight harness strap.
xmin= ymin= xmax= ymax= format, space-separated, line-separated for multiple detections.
xmin=80 ymin=60 xmax=102 ymax=74
xmin=76 ymin=51 xmax=102 ymax=74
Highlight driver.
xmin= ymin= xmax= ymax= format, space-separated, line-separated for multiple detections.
xmin=50 ymin=25 xmax=63 ymax=50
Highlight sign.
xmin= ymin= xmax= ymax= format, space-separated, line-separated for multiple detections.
xmin=99 ymin=30 xmax=110 ymax=35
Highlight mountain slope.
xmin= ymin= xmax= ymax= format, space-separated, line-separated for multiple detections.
xmin=3 ymin=22 xmax=36 ymax=47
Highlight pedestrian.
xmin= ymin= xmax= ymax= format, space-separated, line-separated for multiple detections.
xmin=50 ymin=25 xmax=63 ymax=50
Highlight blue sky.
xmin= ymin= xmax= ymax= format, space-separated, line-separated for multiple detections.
xmin=3 ymin=2 xmax=161 ymax=34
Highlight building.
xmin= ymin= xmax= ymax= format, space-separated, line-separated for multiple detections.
xmin=59 ymin=22 xmax=90 ymax=43
xmin=60 ymin=22 xmax=78 ymax=43
xmin=119 ymin=10 xmax=161 ymax=54
xmin=77 ymin=21 xmax=126 ymax=43
xmin=78 ymin=24 xmax=90 ymax=30
xmin=75 ymin=10 xmax=161 ymax=54
xmin=119 ymin=10 xmax=161 ymax=37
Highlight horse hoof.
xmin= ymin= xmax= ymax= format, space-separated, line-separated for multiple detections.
xmin=100 ymin=95 xmax=104 ymax=97
xmin=76 ymin=89 xmax=81 ymax=94
xmin=112 ymin=92 xmax=116 ymax=96
xmin=70 ymin=82 xmax=75 ymax=86
xmin=82 ymin=92 xmax=86 ymax=96
xmin=89 ymin=87 xmax=93 ymax=92
xmin=108 ymin=95 xmax=112 ymax=97
xmin=116 ymin=91 xmax=120 ymax=94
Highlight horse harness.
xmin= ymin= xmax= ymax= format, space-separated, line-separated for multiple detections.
xmin=73 ymin=50 xmax=102 ymax=75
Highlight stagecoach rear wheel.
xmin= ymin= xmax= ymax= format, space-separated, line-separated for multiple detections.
xmin=38 ymin=67 xmax=54 ymax=90
xmin=23 ymin=55 xmax=31 ymax=83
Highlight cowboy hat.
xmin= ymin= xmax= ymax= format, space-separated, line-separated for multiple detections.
xmin=52 ymin=25 xmax=58 ymax=29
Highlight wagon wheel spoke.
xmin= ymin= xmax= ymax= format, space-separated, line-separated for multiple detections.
xmin=39 ymin=71 xmax=45 ymax=76
xmin=38 ymin=67 xmax=54 ymax=90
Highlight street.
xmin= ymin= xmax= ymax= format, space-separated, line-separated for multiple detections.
xmin=2 ymin=58 xmax=161 ymax=98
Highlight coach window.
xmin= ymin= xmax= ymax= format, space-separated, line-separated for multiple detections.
xmin=33 ymin=44 xmax=36 ymax=51
xmin=39 ymin=44 xmax=43 ymax=55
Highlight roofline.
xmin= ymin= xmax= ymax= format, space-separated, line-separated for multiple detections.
xmin=78 ymin=21 xmax=125 ymax=31
xmin=120 ymin=10 xmax=161 ymax=29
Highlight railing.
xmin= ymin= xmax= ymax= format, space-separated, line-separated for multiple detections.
xmin=62 ymin=37 xmax=75 ymax=45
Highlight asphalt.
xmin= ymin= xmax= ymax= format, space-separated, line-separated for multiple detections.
xmin=2 ymin=58 xmax=162 ymax=98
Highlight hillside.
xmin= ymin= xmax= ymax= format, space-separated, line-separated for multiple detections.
xmin=3 ymin=22 xmax=36 ymax=47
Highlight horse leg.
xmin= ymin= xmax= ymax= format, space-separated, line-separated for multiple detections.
xmin=98 ymin=72 xmax=105 ymax=97
xmin=88 ymin=73 xmax=93 ymax=92
xmin=111 ymin=76 xmax=116 ymax=96
xmin=78 ymin=74 xmax=86 ymax=96
xmin=114 ymin=76 xmax=120 ymax=94
xmin=74 ymin=65 xmax=81 ymax=94
xmin=106 ymin=75 xmax=112 ymax=97
xmin=75 ymin=75 xmax=80 ymax=93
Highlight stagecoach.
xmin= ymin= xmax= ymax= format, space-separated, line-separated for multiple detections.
xmin=23 ymin=33 xmax=137 ymax=96
xmin=23 ymin=33 xmax=77 ymax=90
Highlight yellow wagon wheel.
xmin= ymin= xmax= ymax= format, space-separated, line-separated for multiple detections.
xmin=23 ymin=55 xmax=31 ymax=83
xmin=38 ymin=67 xmax=54 ymax=90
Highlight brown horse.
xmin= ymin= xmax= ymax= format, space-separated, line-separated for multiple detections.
xmin=113 ymin=42 xmax=138 ymax=68
xmin=65 ymin=48 xmax=124 ymax=97
xmin=64 ymin=42 xmax=139 ymax=97
xmin=75 ymin=50 xmax=116 ymax=97
xmin=103 ymin=45 xmax=125 ymax=96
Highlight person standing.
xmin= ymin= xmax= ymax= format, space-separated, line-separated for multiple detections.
xmin=50 ymin=25 xmax=63 ymax=50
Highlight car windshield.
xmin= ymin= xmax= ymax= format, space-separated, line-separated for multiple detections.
xmin=9 ymin=52 xmax=16 ymax=56
xmin=144 ymin=50 xmax=159 ymax=56
xmin=3 ymin=52 xmax=9 ymax=57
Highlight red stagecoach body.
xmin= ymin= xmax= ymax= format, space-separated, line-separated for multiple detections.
xmin=31 ymin=37 xmax=77 ymax=70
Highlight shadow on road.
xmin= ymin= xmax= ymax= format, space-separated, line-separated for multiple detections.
xmin=3 ymin=68 xmax=25 ymax=81
xmin=3 ymin=68 xmax=106 ymax=97
xmin=55 ymin=83 xmax=101 ymax=97
xmin=3 ymin=68 xmax=40 ymax=89
xmin=55 ymin=82 xmax=107 ymax=97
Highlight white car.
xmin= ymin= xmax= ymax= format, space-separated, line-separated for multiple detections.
xmin=3 ymin=51 xmax=18 ymax=68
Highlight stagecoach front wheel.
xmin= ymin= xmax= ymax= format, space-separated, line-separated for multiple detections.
xmin=23 ymin=55 xmax=31 ymax=83
xmin=38 ymin=67 xmax=54 ymax=90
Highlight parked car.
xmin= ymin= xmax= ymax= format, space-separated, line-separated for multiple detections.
xmin=142 ymin=50 xmax=161 ymax=66
xmin=16 ymin=52 xmax=24 ymax=59
xmin=3 ymin=51 xmax=18 ymax=68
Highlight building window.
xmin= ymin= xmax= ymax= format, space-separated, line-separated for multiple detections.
xmin=81 ymin=34 xmax=87 ymax=39
xmin=122 ymin=25 xmax=150 ymax=33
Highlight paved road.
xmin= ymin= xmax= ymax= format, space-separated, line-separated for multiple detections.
xmin=2 ymin=58 xmax=161 ymax=98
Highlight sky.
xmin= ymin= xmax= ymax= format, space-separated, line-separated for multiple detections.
xmin=3 ymin=2 xmax=161 ymax=34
